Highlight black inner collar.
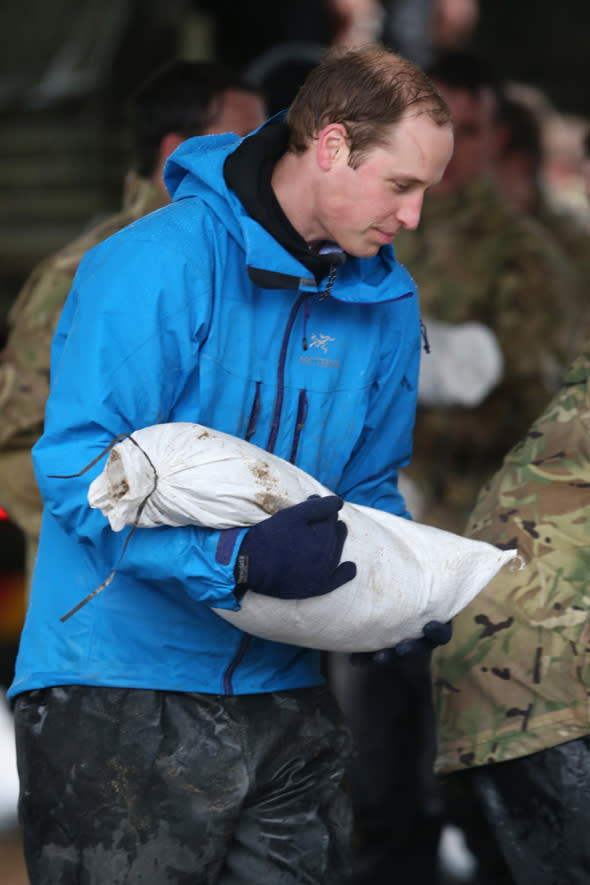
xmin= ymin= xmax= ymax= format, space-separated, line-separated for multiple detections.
xmin=223 ymin=116 xmax=346 ymax=283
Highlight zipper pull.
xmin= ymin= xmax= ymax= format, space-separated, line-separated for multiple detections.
xmin=319 ymin=265 xmax=338 ymax=301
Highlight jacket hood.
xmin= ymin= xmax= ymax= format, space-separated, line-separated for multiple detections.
xmin=163 ymin=124 xmax=416 ymax=304
xmin=164 ymin=131 xmax=242 ymax=235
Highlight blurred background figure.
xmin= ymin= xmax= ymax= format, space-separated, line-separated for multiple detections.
xmin=242 ymin=0 xmax=480 ymax=119
xmin=395 ymin=49 xmax=582 ymax=536
xmin=383 ymin=0 xmax=479 ymax=66
xmin=0 ymin=58 xmax=266 ymax=612
xmin=243 ymin=0 xmax=481 ymax=114
xmin=431 ymin=0 xmax=479 ymax=51
xmin=492 ymin=93 xmax=547 ymax=215
xmin=494 ymin=93 xmax=590 ymax=284
xmin=244 ymin=0 xmax=386 ymax=116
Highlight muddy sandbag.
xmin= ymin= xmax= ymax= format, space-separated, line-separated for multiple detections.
xmin=88 ymin=423 xmax=519 ymax=652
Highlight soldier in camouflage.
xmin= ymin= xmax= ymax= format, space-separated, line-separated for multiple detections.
xmin=493 ymin=94 xmax=590 ymax=330
xmin=431 ymin=130 xmax=590 ymax=884
xmin=434 ymin=347 xmax=590 ymax=770
xmin=394 ymin=51 xmax=581 ymax=535
xmin=432 ymin=349 xmax=590 ymax=883
xmin=0 ymin=61 xmax=266 ymax=593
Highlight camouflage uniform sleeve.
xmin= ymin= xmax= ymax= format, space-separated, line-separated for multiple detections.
xmin=0 ymin=253 xmax=76 ymax=534
xmin=0 ymin=182 xmax=161 ymax=537
xmin=432 ymin=349 xmax=590 ymax=774
xmin=0 ymin=192 xmax=145 ymax=451
xmin=0 ymin=254 xmax=75 ymax=448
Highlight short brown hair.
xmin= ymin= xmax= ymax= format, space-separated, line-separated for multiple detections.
xmin=286 ymin=44 xmax=451 ymax=168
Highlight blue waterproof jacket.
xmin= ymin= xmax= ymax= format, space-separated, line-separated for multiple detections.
xmin=9 ymin=127 xmax=421 ymax=700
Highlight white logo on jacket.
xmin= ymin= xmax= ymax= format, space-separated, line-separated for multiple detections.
xmin=308 ymin=333 xmax=335 ymax=354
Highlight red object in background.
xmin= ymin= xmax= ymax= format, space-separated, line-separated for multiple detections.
xmin=0 ymin=508 xmax=26 ymax=640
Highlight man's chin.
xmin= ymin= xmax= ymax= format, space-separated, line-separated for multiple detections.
xmin=347 ymin=242 xmax=382 ymax=259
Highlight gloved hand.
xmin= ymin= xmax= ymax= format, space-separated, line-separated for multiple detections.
xmin=234 ymin=495 xmax=357 ymax=601
xmin=350 ymin=620 xmax=453 ymax=666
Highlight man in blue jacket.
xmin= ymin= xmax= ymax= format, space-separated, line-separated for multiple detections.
xmin=10 ymin=45 xmax=453 ymax=883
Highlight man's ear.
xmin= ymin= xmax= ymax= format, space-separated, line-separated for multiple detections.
xmin=317 ymin=123 xmax=350 ymax=171
xmin=159 ymin=132 xmax=186 ymax=165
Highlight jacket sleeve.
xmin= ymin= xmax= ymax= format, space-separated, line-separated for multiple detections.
xmin=335 ymin=296 xmax=421 ymax=519
xmin=32 ymin=231 xmax=241 ymax=610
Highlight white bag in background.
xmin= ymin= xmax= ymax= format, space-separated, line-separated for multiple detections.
xmin=419 ymin=319 xmax=504 ymax=407
xmin=88 ymin=423 xmax=519 ymax=652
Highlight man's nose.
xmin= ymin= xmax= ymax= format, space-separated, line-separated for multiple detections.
xmin=396 ymin=194 xmax=424 ymax=231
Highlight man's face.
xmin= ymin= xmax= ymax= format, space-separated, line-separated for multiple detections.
xmin=207 ymin=89 xmax=267 ymax=137
xmin=316 ymin=113 xmax=453 ymax=258
xmin=431 ymin=83 xmax=496 ymax=195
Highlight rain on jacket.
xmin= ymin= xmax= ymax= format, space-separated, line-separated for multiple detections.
xmin=9 ymin=126 xmax=421 ymax=699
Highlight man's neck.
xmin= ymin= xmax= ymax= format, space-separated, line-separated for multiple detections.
xmin=271 ymin=149 xmax=327 ymax=245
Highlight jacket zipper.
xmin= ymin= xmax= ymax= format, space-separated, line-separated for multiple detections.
xmin=223 ymin=278 xmax=331 ymax=694
xmin=266 ymin=291 xmax=308 ymax=453
xmin=289 ymin=389 xmax=308 ymax=463
xmin=245 ymin=381 xmax=261 ymax=441
xmin=223 ymin=634 xmax=250 ymax=695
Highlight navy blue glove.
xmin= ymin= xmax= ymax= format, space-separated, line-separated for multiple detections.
xmin=350 ymin=620 xmax=453 ymax=666
xmin=234 ymin=495 xmax=357 ymax=600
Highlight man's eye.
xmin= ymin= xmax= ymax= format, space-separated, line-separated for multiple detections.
xmin=392 ymin=181 xmax=410 ymax=193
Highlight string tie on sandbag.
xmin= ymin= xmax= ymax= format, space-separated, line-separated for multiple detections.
xmin=47 ymin=433 xmax=158 ymax=622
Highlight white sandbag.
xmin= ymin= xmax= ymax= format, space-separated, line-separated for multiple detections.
xmin=419 ymin=319 xmax=504 ymax=407
xmin=88 ymin=423 xmax=519 ymax=652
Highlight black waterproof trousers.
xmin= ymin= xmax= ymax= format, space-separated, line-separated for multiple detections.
xmin=447 ymin=736 xmax=590 ymax=885
xmin=14 ymin=684 xmax=353 ymax=884
xmin=328 ymin=650 xmax=445 ymax=884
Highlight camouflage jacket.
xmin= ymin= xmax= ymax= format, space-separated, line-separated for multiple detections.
xmin=534 ymin=192 xmax=590 ymax=338
xmin=432 ymin=347 xmax=590 ymax=774
xmin=0 ymin=173 xmax=166 ymax=538
xmin=394 ymin=177 xmax=582 ymax=534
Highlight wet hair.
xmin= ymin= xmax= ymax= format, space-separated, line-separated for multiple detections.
xmin=131 ymin=60 xmax=262 ymax=177
xmin=286 ymin=44 xmax=451 ymax=169
xmin=426 ymin=50 xmax=504 ymax=105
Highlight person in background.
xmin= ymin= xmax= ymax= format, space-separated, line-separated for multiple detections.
xmin=395 ymin=49 xmax=581 ymax=536
xmin=431 ymin=127 xmax=590 ymax=885
xmin=492 ymin=94 xmax=546 ymax=215
xmin=0 ymin=59 xmax=266 ymax=597
xmin=492 ymin=93 xmax=590 ymax=333
xmin=9 ymin=45 xmax=453 ymax=883
xmin=382 ymin=0 xmax=479 ymax=67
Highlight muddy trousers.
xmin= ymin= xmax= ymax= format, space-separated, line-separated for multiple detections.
xmin=447 ymin=736 xmax=590 ymax=885
xmin=13 ymin=685 xmax=353 ymax=884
